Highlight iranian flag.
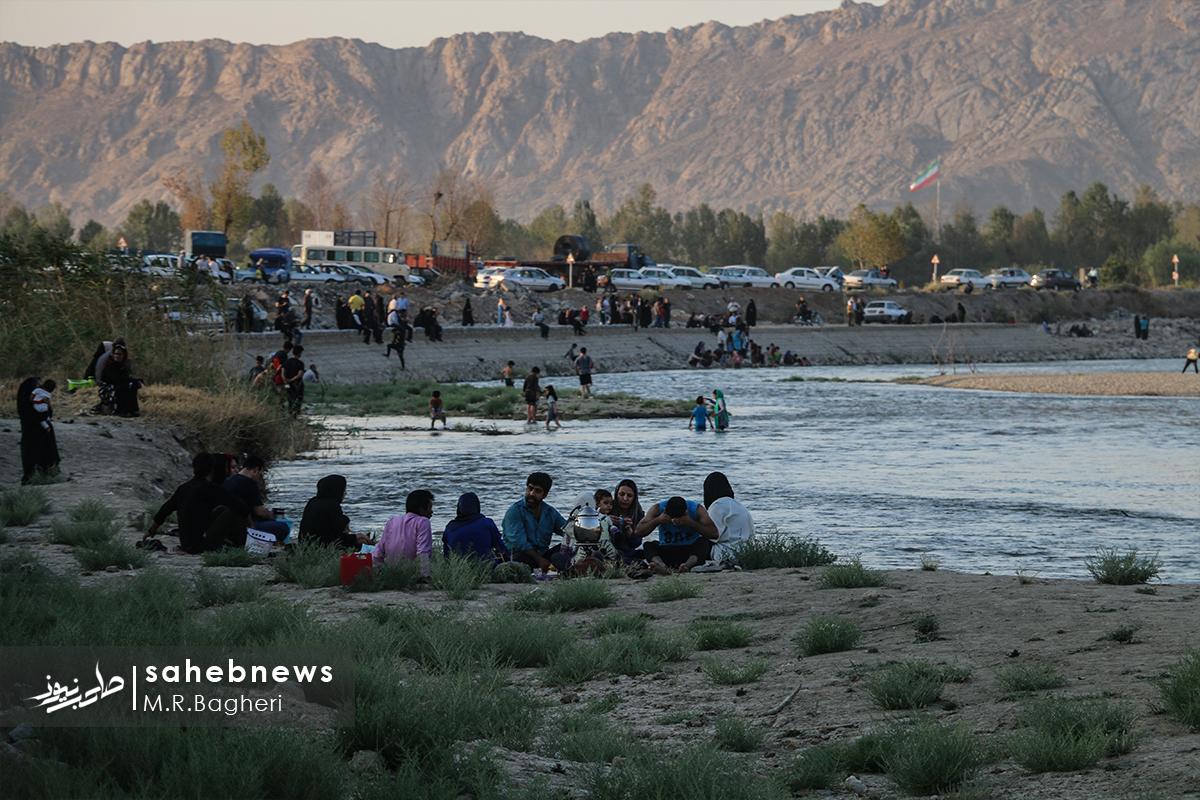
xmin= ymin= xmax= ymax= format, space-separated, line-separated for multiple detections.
xmin=909 ymin=159 xmax=939 ymax=192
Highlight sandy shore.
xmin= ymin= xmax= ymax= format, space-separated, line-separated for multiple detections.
xmin=920 ymin=371 xmax=1200 ymax=397
xmin=2 ymin=416 xmax=1198 ymax=799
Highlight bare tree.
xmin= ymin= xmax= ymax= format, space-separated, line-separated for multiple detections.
xmin=423 ymin=166 xmax=497 ymax=254
xmin=360 ymin=169 xmax=413 ymax=249
xmin=303 ymin=166 xmax=337 ymax=230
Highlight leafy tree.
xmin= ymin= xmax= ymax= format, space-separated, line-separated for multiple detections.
xmin=940 ymin=204 xmax=985 ymax=270
xmin=498 ymin=218 xmax=540 ymax=260
xmin=711 ymin=209 xmax=766 ymax=267
xmin=249 ymin=184 xmax=288 ymax=248
xmin=210 ymin=119 xmax=270 ymax=245
xmin=303 ymin=166 xmax=338 ymax=230
xmin=676 ymin=203 xmax=719 ymax=266
xmin=282 ymin=199 xmax=315 ymax=246
xmin=834 ymin=204 xmax=907 ymax=269
xmin=1141 ymin=237 xmax=1199 ymax=287
xmin=607 ymin=184 xmax=674 ymax=262
xmin=118 ymin=200 xmax=182 ymax=252
xmin=1099 ymin=254 xmax=1134 ymax=286
xmin=570 ymin=199 xmax=603 ymax=253
xmin=78 ymin=220 xmax=106 ymax=248
xmin=35 ymin=203 xmax=74 ymax=241
xmin=984 ymin=205 xmax=1017 ymax=267
xmin=1 ymin=202 xmax=37 ymax=240
xmin=161 ymin=166 xmax=210 ymax=232
xmin=528 ymin=204 xmax=569 ymax=257
xmin=461 ymin=198 xmax=503 ymax=256
xmin=1011 ymin=207 xmax=1052 ymax=267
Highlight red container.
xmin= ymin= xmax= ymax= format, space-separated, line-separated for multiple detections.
xmin=340 ymin=553 xmax=373 ymax=585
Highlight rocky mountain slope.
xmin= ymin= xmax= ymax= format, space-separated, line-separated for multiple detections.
xmin=1 ymin=0 xmax=1196 ymax=229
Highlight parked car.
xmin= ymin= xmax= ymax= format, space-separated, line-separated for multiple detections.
xmin=637 ymin=266 xmax=691 ymax=290
xmin=287 ymin=263 xmax=346 ymax=284
xmin=141 ymin=254 xmax=177 ymax=277
xmin=247 ymin=247 xmax=293 ymax=282
xmin=664 ymin=265 xmax=721 ymax=290
xmin=159 ymin=296 xmax=224 ymax=330
xmin=774 ymin=267 xmax=839 ymax=292
xmin=843 ymin=269 xmax=898 ymax=291
xmin=605 ymin=268 xmax=659 ymax=291
xmin=940 ymin=269 xmax=992 ymax=292
xmin=816 ymin=266 xmax=846 ymax=287
xmin=1031 ymin=269 xmax=1081 ymax=291
xmin=491 ymin=267 xmax=566 ymax=292
xmin=473 ymin=267 xmax=507 ymax=289
xmin=225 ymin=296 xmax=269 ymax=332
xmin=863 ymin=300 xmax=908 ymax=323
xmin=986 ymin=267 xmax=1032 ymax=289
xmin=707 ymin=265 xmax=780 ymax=289
xmin=406 ymin=266 xmax=443 ymax=286
xmin=330 ymin=263 xmax=389 ymax=286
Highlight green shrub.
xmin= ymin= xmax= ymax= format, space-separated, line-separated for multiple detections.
xmin=691 ymin=618 xmax=756 ymax=650
xmin=701 ymin=657 xmax=770 ymax=685
xmin=201 ymin=548 xmax=263 ymax=568
xmin=1085 ymin=547 xmax=1161 ymax=585
xmin=75 ymin=540 xmax=149 ymax=571
xmin=839 ymin=731 xmax=899 ymax=773
xmin=1009 ymin=695 xmax=1137 ymax=772
xmin=50 ymin=519 xmax=120 ymax=547
xmin=431 ymin=551 xmax=493 ymax=600
xmin=68 ymin=498 xmax=118 ymax=524
xmin=510 ymin=577 xmax=615 ymax=613
xmin=1156 ymin=649 xmax=1200 ymax=731
xmin=491 ymin=561 xmax=533 ymax=583
xmin=733 ymin=533 xmax=836 ymax=569
xmin=995 ymin=663 xmax=1067 ymax=693
xmin=344 ymin=559 xmax=423 ymax=593
xmin=549 ymin=710 xmax=641 ymax=763
xmin=472 ymin=611 xmax=576 ymax=668
xmin=867 ymin=660 xmax=959 ymax=710
xmin=818 ymin=556 xmax=887 ymax=589
xmin=192 ymin=571 xmax=263 ymax=608
xmin=913 ymin=612 xmax=941 ymax=642
xmin=584 ymin=742 xmax=789 ymax=800
xmin=25 ymin=466 xmax=68 ymax=485
xmin=272 ymin=539 xmax=341 ymax=588
xmin=714 ymin=714 xmax=764 ymax=751
xmin=794 ymin=615 xmax=863 ymax=656
xmin=645 ymin=574 xmax=701 ymax=603
xmin=885 ymin=716 xmax=988 ymax=795
xmin=779 ymin=745 xmax=843 ymax=791
xmin=540 ymin=630 xmax=692 ymax=686
xmin=0 ymin=552 xmax=61 ymax=598
xmin=592 ymin=612 xmax=650 ymax=637
xmin=1099 ymin=624 xmax=1141 ymax=643
xmin=0 ymin=485 xmax=51 ymax=526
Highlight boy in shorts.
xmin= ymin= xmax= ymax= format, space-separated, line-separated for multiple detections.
xmin=429 ymin=391 xmax=447 ymax=429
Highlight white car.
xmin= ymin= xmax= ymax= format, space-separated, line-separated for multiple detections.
xmin=987 ymin=267 xmax=1032 ymax=289
xmin=637 ymin=266 xmax=691 ymax=290
xmin=665 ymin=265 xmax=721 ymax=290
xmin=707 ymin=265 xmax=780 ymax=289
xmin=605 ymin=268 xmax=659 ymax=291
xmin=940 ymin=269 xmax=991 ymax=292
xmin=492 ymin=267 xmax=566 ymax=292
xmin=774 ymin=267 xmax=839 ymax=292
xmin=843 ymin=270 xmax=898 ymax=290
xmin=473 ymin=267 xmax=507 ymax=289
xmin=330 ymin=263 xmax=389 ymax=286
xmin=863 ymin=300 xmax=908 ymax=324
xmin=816 ymin=266 xmax=846 ymax=287
xmin=159 ymin=296 xmax=224 ymax=329
xmin=288 ymin=263 xmax=346 ymax=284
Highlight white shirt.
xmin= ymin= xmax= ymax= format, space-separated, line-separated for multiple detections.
xmin=707 ymin=497 xmax=754 ymax=562
xmin=717 ymin=330 xmax=727 ymax=349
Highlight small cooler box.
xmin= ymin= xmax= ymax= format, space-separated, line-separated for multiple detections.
xmin=340 ymin=553 xmax=373 ymax=585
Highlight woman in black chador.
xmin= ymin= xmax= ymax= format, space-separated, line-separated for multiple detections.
xmin=17 ymin=377 xmax=59 ymax=484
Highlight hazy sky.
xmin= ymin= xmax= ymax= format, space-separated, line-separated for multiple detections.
xmin=0 ymin=0 xmax=885 ymax=49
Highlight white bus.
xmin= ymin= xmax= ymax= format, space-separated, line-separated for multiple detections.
xmin=290 ymin=245 xmax=410 ymax=282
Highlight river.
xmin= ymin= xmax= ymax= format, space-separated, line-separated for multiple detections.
xmin=268 ymin=359 xmax=1200 ymax=582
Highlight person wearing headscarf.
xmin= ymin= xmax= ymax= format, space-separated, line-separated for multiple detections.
xmin=375 ymin=490 xmax=434 ymax=575
xmin=711 ymin=389 xmax=730 ymax=430
xmin=99 ymin=344 xmax=142 ymax=417
xmin=17 ymin=377 xmax=59 ymax=484
xmin=462 ymin=298 xmax=474 ymax=327
xmin=443 ymin=492 xmax=508 ymax=565
xmin=609 ymin=479 xmax=645 ymax=556
xmin=299 ymin=475 xmax=374 ymax=548
xmin=704 ymin=472 xmax=755 ymax=564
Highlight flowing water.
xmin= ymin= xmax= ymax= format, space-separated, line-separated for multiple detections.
xmin=269 ymin=359 xmax=1199 ymax=582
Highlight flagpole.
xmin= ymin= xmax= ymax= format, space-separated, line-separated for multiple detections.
xmin=935 ymin=154 xmax=941 ymax=245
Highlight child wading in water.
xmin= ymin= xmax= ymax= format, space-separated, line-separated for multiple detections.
xmin=544 ymin=385 xmax=562 ymax=430
xmin=689 ymin=395 xmax=710 ymax=430
xmin=429 ymin=391 xmax=447 ymax=430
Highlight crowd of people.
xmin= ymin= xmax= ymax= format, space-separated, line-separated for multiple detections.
xmin=686 ymin=299 xmax=813 ymax=369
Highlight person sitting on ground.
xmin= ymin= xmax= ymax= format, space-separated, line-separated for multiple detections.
xmin=690 ymin=395 xmax=711 ymax=430
xmin=146 ymin=452 xmax=252 ymax=554
xmin=375 ymin=489 xmax=434 ymax=575
xmin=607 ymin=479 xmax=645 ymax=559
xmin=85 ymin=337 xmax=125 ymax=382
xmin=100 ymin=344 xmax=143 ymax=417
xmin=443 ymin=492 xmax=509 ymax=566
xmin=703 ymin=472 xmax=755 ymax=566
xmin=303 ymin=363 xmax=320 ymax=383
xmin=533 ymin=307 xmax=550 ymax=339
xmin=429 ymin=390 xmax=447 ymax=429
xmin=637 ymin=495 xmax=719 ymax=574
xmin=249 ymin=356 xmax=266 ymax=387
xmin=299 ymin=474 xmax=375 ymax=549
xmin=223 ymin=454 xmax=290 ymax=543
xmin=501 ymin=471 xmax=570 ymax=572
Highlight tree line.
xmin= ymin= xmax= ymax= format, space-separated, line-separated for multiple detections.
xmin=1 ymin=120 xmax=1196 ymax=288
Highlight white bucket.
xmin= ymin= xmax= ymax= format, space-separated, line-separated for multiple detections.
xmin=245 ymin=528 xmax=274 ymax=556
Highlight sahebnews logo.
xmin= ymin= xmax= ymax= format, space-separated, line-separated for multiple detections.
xmin=1 ymin=647 xmax=355 ymax=728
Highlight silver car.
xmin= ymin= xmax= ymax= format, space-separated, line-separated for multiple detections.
xmin=637 ymin=266 xmax=691 ymax=290
xmin=774 ymin=267 xmax=839 ymax=292
xmin=664 ymin=265 xmax=721 ymax=290
xmin=707 ymin=265 xmax=780 ymax=288
xmin=843 ymin=270 xmax=898 ymax=291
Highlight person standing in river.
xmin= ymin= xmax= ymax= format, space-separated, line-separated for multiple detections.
xmin=523 ymin=366 xmax=541 ymax=424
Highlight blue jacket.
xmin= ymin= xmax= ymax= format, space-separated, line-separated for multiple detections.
xmin=502 ymin=500 xmax=567 ymax=554
xmin=656 ymin=499 xmax=701 ymax=547
xmin=444 ymin=517 xmax=509 ymax=565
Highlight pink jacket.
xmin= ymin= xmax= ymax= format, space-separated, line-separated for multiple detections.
xmin=374 ymin=512 xmax=432 ymax=575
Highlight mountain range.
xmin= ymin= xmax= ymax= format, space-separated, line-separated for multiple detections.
xmin=0 ymin=0 xmax=1197 ymax=230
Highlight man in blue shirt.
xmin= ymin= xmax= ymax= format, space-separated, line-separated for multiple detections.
xmin=636 ymin=495 xmax=718 ymax=574
xmin=502 ymin=471 xmax=569 ymax=571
